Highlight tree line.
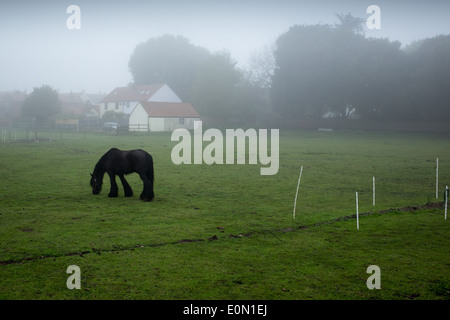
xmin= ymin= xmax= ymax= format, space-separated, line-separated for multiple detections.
xmin=128 ymin=17 xmax=450 ymax=126
xmin=270 ymin=19 xmax=450 ymax=123
xmin=22 ymin=15 xmax=450 ymax=129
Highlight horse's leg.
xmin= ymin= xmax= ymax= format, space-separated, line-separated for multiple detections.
xmin=138 ymin=172 xmax=154 ymax=202
xmin=118 ymin=174 xmax=133 ymax=197
xmin=107 ymin=172 xmax=119 ymax=197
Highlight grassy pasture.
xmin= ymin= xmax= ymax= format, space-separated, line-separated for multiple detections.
xmin=0 ymin=130 xmax=449 ymax=300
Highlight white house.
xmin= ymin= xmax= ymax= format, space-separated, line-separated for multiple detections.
xmin=129 ymin=101 xmax=200 ymax=132
xmin=99 ymin=84 xmax=182 ymax=118
xmin=100 ymin=83 xmax=200 ymax=131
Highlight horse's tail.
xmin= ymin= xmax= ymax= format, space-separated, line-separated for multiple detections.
xmin=145 ymin=152 xmax=154 ymax=183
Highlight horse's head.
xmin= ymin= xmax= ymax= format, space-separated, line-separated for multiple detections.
xmin=90 ymin=173 xmax=102 ymax=194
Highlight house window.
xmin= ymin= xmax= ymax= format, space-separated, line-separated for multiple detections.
xmin=115 ymin=102 xmax=119 ymax=110
xmin=104 ymin=103 xmax=108 ymax=110
xmin=179 ymin=118 xmax=185 ymax=125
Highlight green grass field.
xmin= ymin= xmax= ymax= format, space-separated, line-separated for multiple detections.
xmin=0 ymin=129 xmax=449 ymax=300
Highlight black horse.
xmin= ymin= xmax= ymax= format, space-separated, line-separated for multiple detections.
xmin=90 ymin=148 xmax=154 ymax=201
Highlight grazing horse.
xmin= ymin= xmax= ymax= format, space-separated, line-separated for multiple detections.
xmin=90 ymin=148 xmax=154 ymax=201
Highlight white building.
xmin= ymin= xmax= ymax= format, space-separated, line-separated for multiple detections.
xmin=99 ymin=84 xmax=182 ymax=118
xmin=129 ymin=101 xmax=200 ymax=132
xmin=100 ymin=84 xmax=200 ymax=131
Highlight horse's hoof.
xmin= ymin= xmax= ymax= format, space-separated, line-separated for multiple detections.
xmin=140 ymin=192 xmax=153 ymax=201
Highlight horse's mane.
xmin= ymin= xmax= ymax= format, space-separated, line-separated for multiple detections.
xmin=92 ymin=160 xmax=105 ymax=176
xmin=93 ymin=148 xmax=118 ymax=176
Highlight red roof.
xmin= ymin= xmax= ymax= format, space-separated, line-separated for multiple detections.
xmin=59 ymin=92 xmax=84 ymax=104
xmin=101 ymin=84 xmax=165 ymax=102
xmin=140 ymin=101 xmax=200 ymax=118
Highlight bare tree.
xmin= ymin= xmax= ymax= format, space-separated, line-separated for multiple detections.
xmin=247 ymin=43 xmax=276 ymax=88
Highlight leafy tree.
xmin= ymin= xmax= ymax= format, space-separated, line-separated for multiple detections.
xmin=270 ymin=15 xmax=407 ymax=122
xmin=351 ymin=37 xmax=404 ymax=120
xmin=404 ymin=35 xmax=450 ymax=121
xmin=190 ymin=51 xmax=241 ymax=124
xmin=335 ymin=12 xmax=365 ymax=34
xmin=129 ymin=35 xmax=248 ymax=125
xmin=21 ymin=85 xmax=61 ymax=138
xmin=128 ymin=34 xmax=210 ymax=101
xmin=271 ymin=24 xmax=341 ymax=120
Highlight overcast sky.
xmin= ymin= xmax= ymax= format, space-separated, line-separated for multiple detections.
xmin=1 ymin=0 xmax=449 ymax=94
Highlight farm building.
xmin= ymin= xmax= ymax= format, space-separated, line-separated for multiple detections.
xmin=100 ymin=84 xmax=200 ymax=132
xmin=129 ymin=101 xmax=200 ymax=132
xmin=100 ymin=84 xmax=181 ymax=118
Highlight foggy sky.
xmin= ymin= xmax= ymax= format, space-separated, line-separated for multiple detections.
xmin=1 ymin=0 xmax=449 ymax=94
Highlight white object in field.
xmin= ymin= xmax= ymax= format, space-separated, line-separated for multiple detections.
xmin=356 ymin=192 xmax=359 ymax=230
xmin=445 ymin=186 xmax=448 ymax=220
xmin=436 ymin=158 xmax=439 ymax=199
xmin=373 ymin=176 xmax=376 ymax=206
xmin=293 ymin=166 xmax=303 ymax=219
